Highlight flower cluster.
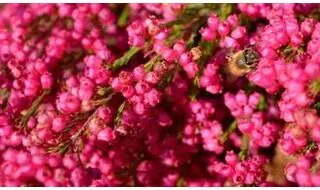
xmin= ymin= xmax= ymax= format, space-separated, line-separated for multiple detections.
xmin=0 ymin=3 xmax=320 ymax=187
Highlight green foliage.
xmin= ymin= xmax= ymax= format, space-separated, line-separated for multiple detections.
xmin=109 ymin=47 xmax=140 ymax=71
xmin=257 ymin=95 xmax=268 ymax=111
xmin=157 ymin=69 xmax=175 ymax=90
xmin=164 ymin=4 xmax=215 ymax=27
xmin=97 ymin=86 xmax=113 ymax=97
xmin=221 ymin=120 xmax=237 ymax=143
xmin=17 ymin=90 xmax=50 ymax=131
xmin=280 ymin=45 xmax=305 ymax=63
xmin=239 ymin=135 xmax=249 ymax=160
xmin=117 ymin=5 xmax=130 ymax=27
xmin=296 ymin=8 xmax=320 ymax=21
xmin=314 ymin=102 xmax=320 ymax=111
xmin=94 ymin=92 xmax=116 ymax=106
xmin=244 ymin=82 xmax=257 ymax=93
xmin=144 ymin=55 xmax=161 ymax=72
xmin=310 ymin=79 xmax=320 ymax=96
xmin=61 ymin=111 xmax=93 ymax=134
xmin=0 ymin=88 xmax=10 ymax=108
xmin=219 ymin=3 xmax=233 ymax=20
xmin=114 ymin=101 xmax=127 ymax=127
xmin=48 ymin=92 xmax=115 ymax=154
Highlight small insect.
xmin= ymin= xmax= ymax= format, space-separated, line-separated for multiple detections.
xmin=225 ymin=47 xmax=260 ymax=78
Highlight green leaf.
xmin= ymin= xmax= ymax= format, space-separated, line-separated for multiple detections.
xmin=0 ymin=88 xmax=10 ymax=108
xmin=97 ymin=86 xmax=113 ymax=97
xmin=304 ymin=141 xmax=317 ymax=153
xmin=17 ymin=90 xmax=50 ymax=131
xmin=257 ymin=95 xmax=267 ymax=111
xmin=49 ymin=108 xmax=101 ymax=154
xmin=238 ymin=135 xmax=249 ymax=160
xmin=157 ymin=69 xmax=175 ymax=89
xmin=221 ymin=120 xmax=237 ymax=143
xmin=117 ymin=5 xmax=130 ymax=27
xmin=314 ymin=102 xmax=320 ymax=111
xmin=163 ymin=4 xmax=219 ymax=27
xmin=280 ymin=45 xmax=305 ymax=63
xmin=114 ymin=101 xmax=127 ymax=127
xmin=218 ymin=4 xmax=234 ymax=20
xmin=244 ymin=82 xmax=256 ymax=93
xmin=199 ymin=40 xmax=217 ymax=70
xmin=310 ymin=79 xmax=320 ymax=96
xmin=109 ymin=47 xmax=140 ymax=71
xmin=239 ymin=13 xmax=253 ymax=31
xmin=144 ymin=55 xmax=160 ymax=72
xmin=189 ymin=85 xmax=200 ymax=101
xmin=61 ymin=111 xmax=93 ymax=134
xmin=94 ymin=92 xmax=116 ymax=106
xmin=163 ymin=4 xmax=205 ymax=27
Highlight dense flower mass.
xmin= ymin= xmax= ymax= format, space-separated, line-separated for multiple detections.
xmin=0 ymin=3 xmax=320 ymax=187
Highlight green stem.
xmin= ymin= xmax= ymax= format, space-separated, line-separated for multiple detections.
xmin=17 ymin=90 xmax=50 ymax=131
xmin=157 ymin=68 xmax=176 ymax=90
xmin=144 ymin=55 xmax=160 ymax=72
xmin=257 ymin=95 xmax=268 ymax=111
xmin=221 ymin=120 xmax=237 ymax=143
xmin=238 ymin=135 xmax=249 ymax=160
xmin=302 ymin=141 xmax=317 ymax=154
xmin=97 ymin=86 xmax=113 ymax=97
xmin=163 ymin=4 xmax=218 ymax=27
xmin=117 ymin=5 xmax=130 ymax=27
xmin=61 ymin=111 xmax=93 ymax=134
xmin=48 ymin=93 xmax=115 ymax=154
xmin=94 ymin=92 xmax=116 ymax=106
xmin=109 ymin=47 xmax=140 ymax=71
xmin=61 ymin=92 xmax=115 ymax=134
xmin=48 ymin=109 xmax=98 ymax=154
xmin=114 ymin=101 xmax=127 ymax=127
xmin=0 ymin=88 xmax=10 ymax=108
